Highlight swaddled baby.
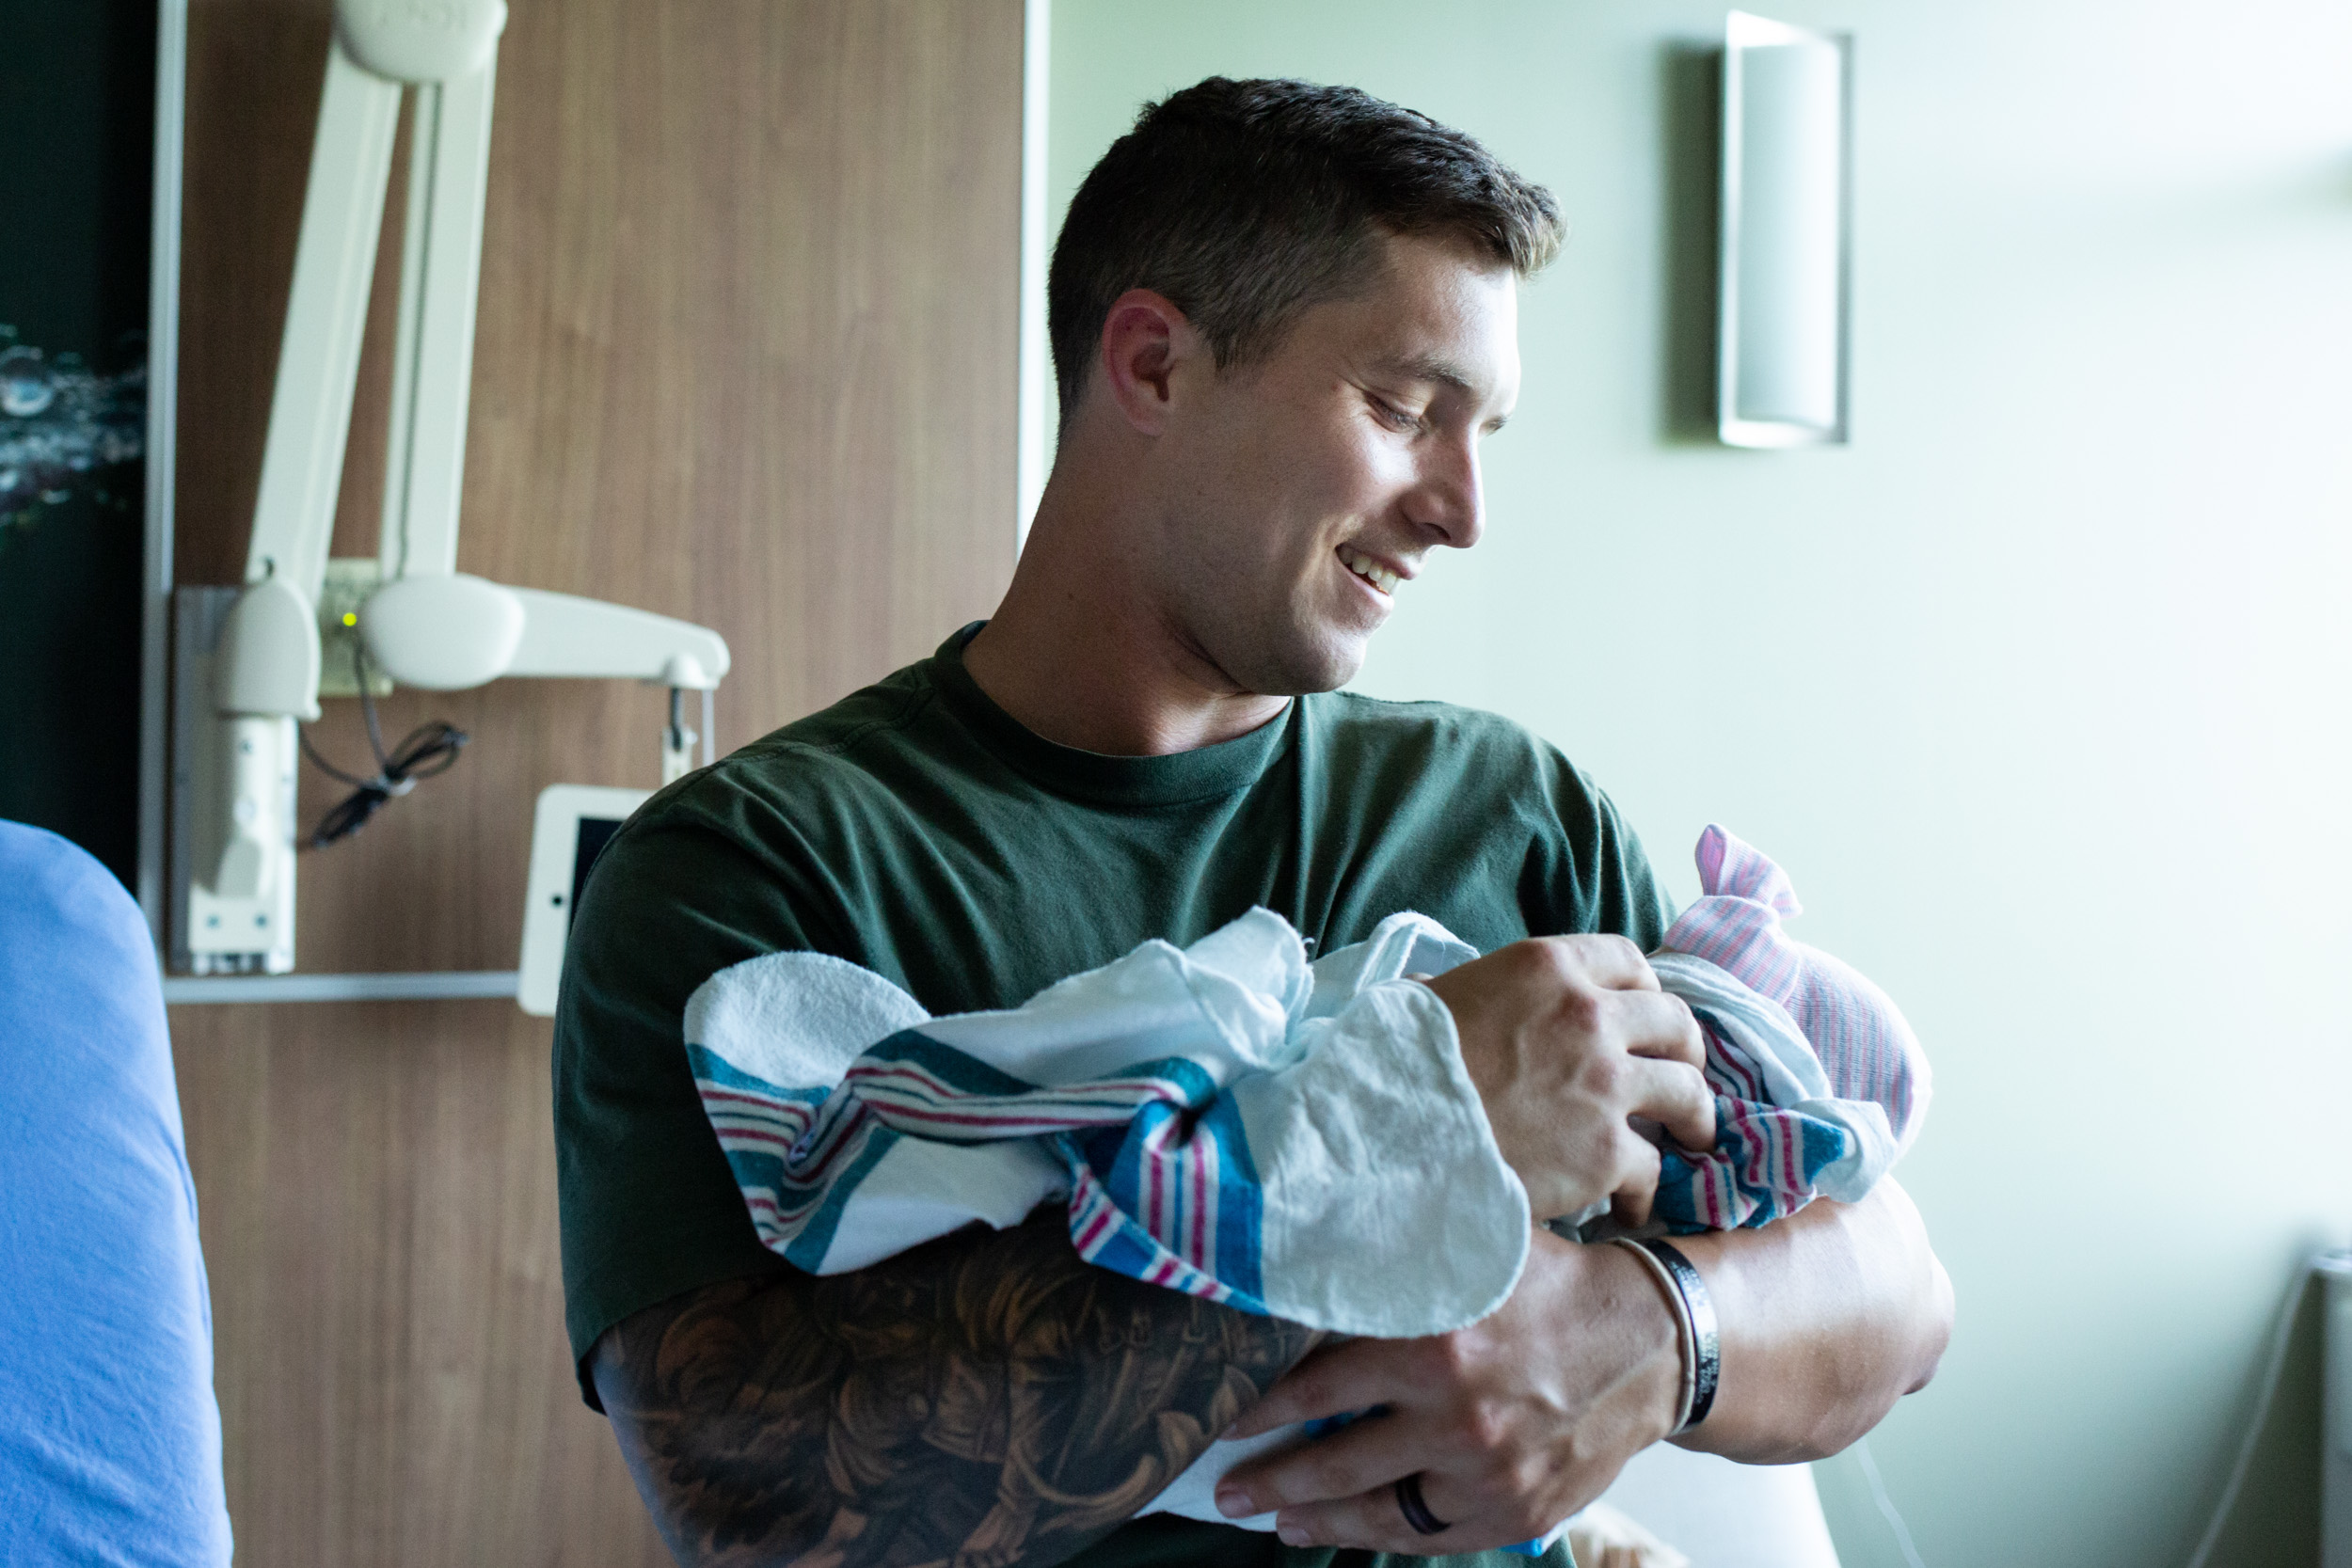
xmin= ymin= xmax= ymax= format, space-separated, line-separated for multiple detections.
xmin=682 ymin=826 xmax=1929 ymax=1551
xmin=1612 ymin=823 xmax=1931 ymax=1237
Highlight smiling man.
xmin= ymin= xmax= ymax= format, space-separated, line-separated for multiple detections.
xmin=557 ymin=78 xmax=1950 ymax=1567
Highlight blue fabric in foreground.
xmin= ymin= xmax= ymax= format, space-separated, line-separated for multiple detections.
xmin=0 ymin=821 xmax=232 ymax=1566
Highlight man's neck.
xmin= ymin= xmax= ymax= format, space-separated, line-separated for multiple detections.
xmin=962 ymin=473 xmax=1288 ymax=758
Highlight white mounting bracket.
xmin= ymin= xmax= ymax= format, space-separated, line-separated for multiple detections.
xmin=179 ymin=0 xmax=730 ymax=980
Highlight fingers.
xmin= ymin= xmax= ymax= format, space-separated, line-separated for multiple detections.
xmin=1436 ymin=935 xmax=1718 ymax=1226
xmin=1264 ymin=1471 xmax=1479 ymax=1554
xmin=1217 ymin=1406 xmax=1422 ymax=1519
xmin=1222 ymin=1338 xmax=1398 ymax=1441
xmin=1542 ymin=932 xmax=1660 ymax=993
xmin=1266 ymin=1467 xmax=1570 ymax=1556
xmin=1610 ymin=1057 xmax=1715 ymax=1226
xmin=1619 ymin=989 xmax=1705 ymax=1069
xmin=1621 ymin=1054 xmax=1717 ymax=1154
xmin=1609 ymin=1127 xmax=1663 ymax=1227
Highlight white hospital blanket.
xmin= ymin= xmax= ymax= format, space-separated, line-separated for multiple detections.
xmin=684 ymin=908 xmax=1534 ymax=1339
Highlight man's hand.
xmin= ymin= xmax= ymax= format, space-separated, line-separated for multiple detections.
xmin=1425 ymin=935 xmax=1715 ymax=1226
xmin=1208 ymin=1182 xmax=1954 ymax=1553
xmin=1212 ymin=1227 xmax=1681 ymax=1551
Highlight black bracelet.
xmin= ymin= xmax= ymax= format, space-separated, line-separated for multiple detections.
xmin=1631 ymin=1238 xmax=1720 ymax=1433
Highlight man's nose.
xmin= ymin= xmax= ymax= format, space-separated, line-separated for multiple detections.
xmin=1406 ymin=432 xmax=1486 ymax=550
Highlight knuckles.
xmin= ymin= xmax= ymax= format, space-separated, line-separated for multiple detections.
xmin=1300 ymin=1450 xmax=1363 ymax=1501
xmin=1592 ymin=932 xmax=1645 ymax=970
xmin=1486 ymin=939 xmax=1575 ymax=1005
xmin=1454 ymin=1398 xmax=1514 ymax=1456
xmin=1484 ymin=1463 xmax=1563 ymax=1538
xmin=1551 ymin=983 xmax=1607 ymax=1039
xmin=1664 ymin=994 xmax=1706 ymax=1062
xmin=1577 ymin=1052 xmax=1625 ymax=1104
xmin=1422 ymin=1329 xmax=1483 ymax=1387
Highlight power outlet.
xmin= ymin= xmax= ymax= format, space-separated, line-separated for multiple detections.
xmin=317 ymin=557 xmax=394 ymax=697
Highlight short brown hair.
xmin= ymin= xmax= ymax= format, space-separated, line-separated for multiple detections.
xmin=1048 ymin=77 xmax=1565 ymax=425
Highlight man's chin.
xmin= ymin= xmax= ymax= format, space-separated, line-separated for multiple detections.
xmin=1229 ymin=633 xmax=1368 ymax=699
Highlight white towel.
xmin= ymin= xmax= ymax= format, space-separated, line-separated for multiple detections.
xmin=685 ymin=908 xmax=1534 ymax=1339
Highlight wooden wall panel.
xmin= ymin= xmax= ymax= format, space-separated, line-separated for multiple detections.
xmin=168 ymin=1 xmax=1024 ymax=1562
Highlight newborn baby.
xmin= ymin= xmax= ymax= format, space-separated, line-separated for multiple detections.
xmin=1616 ymin=823 xmax=1931 ymax=1237
xmin=683 ymin=826 xmax=1928 ymax=1553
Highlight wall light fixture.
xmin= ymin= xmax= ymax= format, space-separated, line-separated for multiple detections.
xmin=1718 ymin=11 xmax=1853 ymax=448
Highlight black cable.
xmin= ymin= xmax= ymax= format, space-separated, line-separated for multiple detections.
xmin=295 ymin=641 xmax=469 ymax=849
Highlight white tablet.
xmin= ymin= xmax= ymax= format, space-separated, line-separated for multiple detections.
xmin=517 ymin=784 xmax=652 ymax=1016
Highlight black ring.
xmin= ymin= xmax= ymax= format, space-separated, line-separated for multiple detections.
xmin=1394 ymin=1473 xmax=1450 ymax=1536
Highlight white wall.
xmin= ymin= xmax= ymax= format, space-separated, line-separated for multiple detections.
xmin=1049 ymin=4 xmax=2352 ymax=1563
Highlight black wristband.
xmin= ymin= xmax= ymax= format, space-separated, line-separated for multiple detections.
xmin=1632 ymin=1238 xmax=1720 ymax=1433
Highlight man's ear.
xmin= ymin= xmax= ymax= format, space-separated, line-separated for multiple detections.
xmin=1096 ymin=289 xmax=1200 ymax=436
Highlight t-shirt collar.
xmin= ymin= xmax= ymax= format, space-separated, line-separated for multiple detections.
xmin=927 ymin=623 xmax=1295 ymax=808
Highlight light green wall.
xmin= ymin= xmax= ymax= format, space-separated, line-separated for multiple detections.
xmin=1048 ymin=4 xmax=2352 ymax=1564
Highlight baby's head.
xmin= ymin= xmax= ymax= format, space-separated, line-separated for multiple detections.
xmin=1660 ymin=826 xmax=1930 ymax=1150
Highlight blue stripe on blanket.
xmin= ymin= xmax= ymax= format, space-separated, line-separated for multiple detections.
xmin=860 ymin=1028 xmax=1041 ymax=1098
xmin=1652 ymin=1101 xmax=1855 ymax=1231
xmin=782 ymin=1125 xmax=902 ymax=1272
xmin=689 ymin=1043 xmax=830 ymax=1105
xmin=1199 ymin=1093 xmax=1265 ymax=1302
xmin=1074 ymin=1189 xmax=1182 ymax=1288
xmin=1075 ymin=1057 xmax=1268 ymax=1303
xmin=693 ymin=1021 xmax=1263 ymax=1309
xmin=1096 ymin=1057 xmax=1216 ymax=1211
xmin=1058 ymin=1149 xmax=1275 ymax=1316
xmin=688 ymin=1043 xmax=905 ymax=1259
xmin=1792 ymin=1117 xmax=1855 ymax=1212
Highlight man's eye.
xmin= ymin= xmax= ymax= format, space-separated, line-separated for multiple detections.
xmin=1371 ymin=397 xmax=1422 ymax=433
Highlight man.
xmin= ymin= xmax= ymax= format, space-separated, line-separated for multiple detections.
xmin=557 ymin=78 xmax=1951 ymax=1567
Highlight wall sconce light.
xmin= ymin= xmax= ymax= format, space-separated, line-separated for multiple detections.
xmin=1718 ymin=11 xmax=1852 ymax=448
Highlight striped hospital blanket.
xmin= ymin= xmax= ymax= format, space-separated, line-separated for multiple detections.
xmin=684 ymin=908 xmax=1539 ymax=1339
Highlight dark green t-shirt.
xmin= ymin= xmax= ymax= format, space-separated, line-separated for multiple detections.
xmin=553 ymin=626 xmax=1671 ymax=1568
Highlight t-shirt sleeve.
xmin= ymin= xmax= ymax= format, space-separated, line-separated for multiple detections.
xmin=1517 ymin=740 xmax=1676 ymax=948
xmin=551 ymin=780 xmax=846 ymax=1406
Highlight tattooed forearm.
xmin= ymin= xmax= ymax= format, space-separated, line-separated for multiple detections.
xmin=591 ymin=1206 xmax=1324 ymax=1568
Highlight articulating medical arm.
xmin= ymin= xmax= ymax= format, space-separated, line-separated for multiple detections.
xmin=187 ymin=0 xmax=728 ymax=975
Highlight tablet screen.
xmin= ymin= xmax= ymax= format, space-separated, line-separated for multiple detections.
xmin=569 ymin=816 xmax=627 ymax=928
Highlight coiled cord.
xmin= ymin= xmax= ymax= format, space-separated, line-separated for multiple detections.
xmin=296 ymin=643 xmax=469 ymax=848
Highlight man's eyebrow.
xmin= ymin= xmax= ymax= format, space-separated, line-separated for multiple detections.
xmin=1372 ymin=351 xmax=1478 ymax=396
xmin=1368 ymin=352 xmax=1510 ymax=430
